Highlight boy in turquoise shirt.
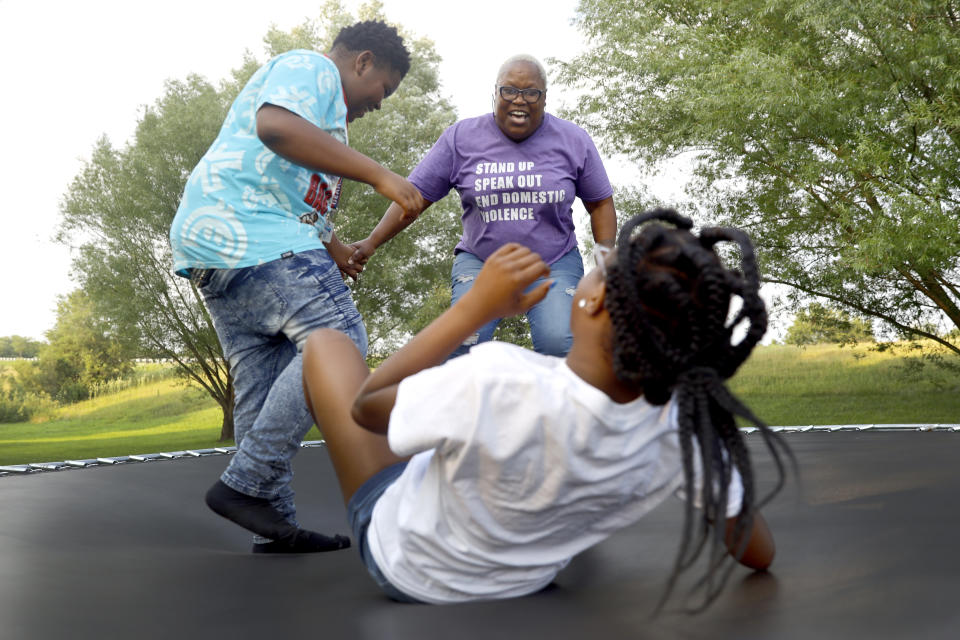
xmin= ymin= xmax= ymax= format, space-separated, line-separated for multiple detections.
xmin=169 ymin=20 xmax=419 ymax=553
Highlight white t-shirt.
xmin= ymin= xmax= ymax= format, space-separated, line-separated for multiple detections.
xmin=367 ymin=342 xmax=743 ymax=604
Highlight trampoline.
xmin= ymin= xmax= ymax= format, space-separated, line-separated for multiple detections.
xmin=2 ymin=428 xmax=958 ymax=639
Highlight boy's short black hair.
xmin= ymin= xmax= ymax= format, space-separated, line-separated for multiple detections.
xmin=332 ymin=20 xmax=411 ymax=77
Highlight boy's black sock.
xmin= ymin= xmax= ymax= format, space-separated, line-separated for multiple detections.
xmin=205 ymin=479 xmax=295 ymax=540
xmin=252 ymin=531 xmax=351 ymax=554
xmin=205 ymin=480 xmax=350 ymax=552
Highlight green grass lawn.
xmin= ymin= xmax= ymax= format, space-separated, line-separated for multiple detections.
xmin=0 ymin=379 xmax=218 ymax=465
xmin=0 ymin=377 xmax=326 ymax=466
xmin=729 ymin=343 xmax=960 ymax=425
xmin=1 ymin=343 xmax=957 ymax=466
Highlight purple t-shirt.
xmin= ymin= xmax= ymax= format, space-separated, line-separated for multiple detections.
xmin=409 ymin=113 xmax=613 ymax=264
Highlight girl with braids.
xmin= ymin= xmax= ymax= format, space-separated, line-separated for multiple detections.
xmin=301 ymin=208 xmax=790 ymax=607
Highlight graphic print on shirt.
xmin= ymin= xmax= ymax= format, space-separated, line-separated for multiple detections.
xmin=169 ymin=50 xmax=352 ymax=273
xmin=223 ymin=90 xmax=259 ymax=135
xmin=178 ymin=202 xmax=249 ymax=267
xmin=303 ymin=174 xmax=332 ymax=216
xmin=471 ymin=160 xmax=566 ymax=225
xmin=195 ymin=143 xmax=245 ymax=195
xmin=241 ymin=150 xmax=293 ymax=214
xmin=299 ymin=174 xmax=338 ymax=242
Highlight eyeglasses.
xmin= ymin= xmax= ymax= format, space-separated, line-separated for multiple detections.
xmin=594 ymin=244 xmax=612 ymax=280
xmin=497 ymin=86 xmax=545 ymax=103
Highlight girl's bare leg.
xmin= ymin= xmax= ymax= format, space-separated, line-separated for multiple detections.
xmin=302 ymin=329 xmax=406 ymax=505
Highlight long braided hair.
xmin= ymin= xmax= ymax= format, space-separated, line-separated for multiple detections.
xmin=604 ymin=208 xmax=794 ymax=612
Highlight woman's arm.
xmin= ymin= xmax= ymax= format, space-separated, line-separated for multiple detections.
xmin=584 ymin=196 xmax=617 ymax=248
xmin=347 ymin=197 xmax=434 ymax=268
xmin=351 ymin=244 xmax=552 ymax=433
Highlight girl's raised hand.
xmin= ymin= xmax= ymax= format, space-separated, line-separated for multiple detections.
xmin=462 ymin=243 xmax=552 ymax=322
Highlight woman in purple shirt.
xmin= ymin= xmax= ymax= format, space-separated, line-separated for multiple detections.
xmin=351 ymin=54 xmax=617 ymax=357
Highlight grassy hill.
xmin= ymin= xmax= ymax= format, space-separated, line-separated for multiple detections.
xmin=0 ymin=379 xmax=220 ymax=466
xmin=729 ymin=343 xmax=960 ymax=425
xmin=1 ymin=342 xmax=957 ymax=466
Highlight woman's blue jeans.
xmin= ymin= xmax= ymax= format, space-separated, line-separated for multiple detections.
xmin=196 ymin=249 xmax=367 ymax=541
xmin=448 ymin=246 xmax=584 ymax=358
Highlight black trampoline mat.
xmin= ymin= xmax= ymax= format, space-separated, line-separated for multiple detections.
xmin=2 ymin=430 xmax=959 ymax=639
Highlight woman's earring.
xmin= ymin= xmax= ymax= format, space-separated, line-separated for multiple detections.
xmin=578 ymin=299 xmax=587 ymax=309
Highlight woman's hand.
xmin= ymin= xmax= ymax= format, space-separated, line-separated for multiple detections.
xmin=460 ymin=243 xmax=552 ymax=323
xmin=346 ymin=238 xmax=377 ymax=270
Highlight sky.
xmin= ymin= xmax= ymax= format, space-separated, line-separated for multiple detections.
xmin=0 ymin=0 xmax=772 ymax=342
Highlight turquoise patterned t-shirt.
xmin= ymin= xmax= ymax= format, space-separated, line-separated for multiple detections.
xmin=169 ymin=50 xmax=347 ymax=275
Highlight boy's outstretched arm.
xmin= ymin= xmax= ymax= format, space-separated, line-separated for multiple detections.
xmin=351 ymin=244 xmax=552 ymax=433
xmin=256 ymin=104 xmax=421 ymax=214
xmin=725 ymin=511 xmax=775 ymax=571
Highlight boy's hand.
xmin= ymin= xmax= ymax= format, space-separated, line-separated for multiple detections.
xmin=461 ymin=243 xmax=552 ymax=323
xmin=374 ymin=172 xmax=424 ymax=220
xmin=324 ymin=236 xmax=363 ymax=281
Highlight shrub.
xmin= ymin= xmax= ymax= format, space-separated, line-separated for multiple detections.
xmin=0 ymin=390 xmax=29 ymax=423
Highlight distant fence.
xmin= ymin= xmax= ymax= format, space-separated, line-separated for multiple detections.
xmin=3 ymin=426 xmax=959 ymax=477
xmin=1 ymin=358 xmax=173 ymax=363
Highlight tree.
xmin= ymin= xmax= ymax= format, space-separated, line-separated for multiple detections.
xmin=557 ymin=0 xmax=960 ymax=355
xmin=784 ymin=302 xmax=874 ymax=346
xmin=15 ymin=290 xmax=133 ymax=403
xmin=60 ymin=75 xmax=239 ymax=438
xmin=0 ymin=336 xmax=43 ymax=358
xmin=58 ymin=1 xmax=459 ymax=439
xmin=303 ymin=2 xmax=462 ymax=355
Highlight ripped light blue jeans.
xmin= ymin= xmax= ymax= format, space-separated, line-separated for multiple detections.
xmin=196 ymin=249 xmax=367 ymax=541
xmin=449 ymin=246 xmax=584 ymax=358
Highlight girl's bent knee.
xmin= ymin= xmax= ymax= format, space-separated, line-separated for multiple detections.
xmin=303 ymin=330 xmax=366 ymax=388
xmin=305 ymin=328 xmax=357 ymax=356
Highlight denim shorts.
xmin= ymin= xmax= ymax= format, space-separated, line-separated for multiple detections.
xmin=347 ymin=461 xmax=422 ymax=603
